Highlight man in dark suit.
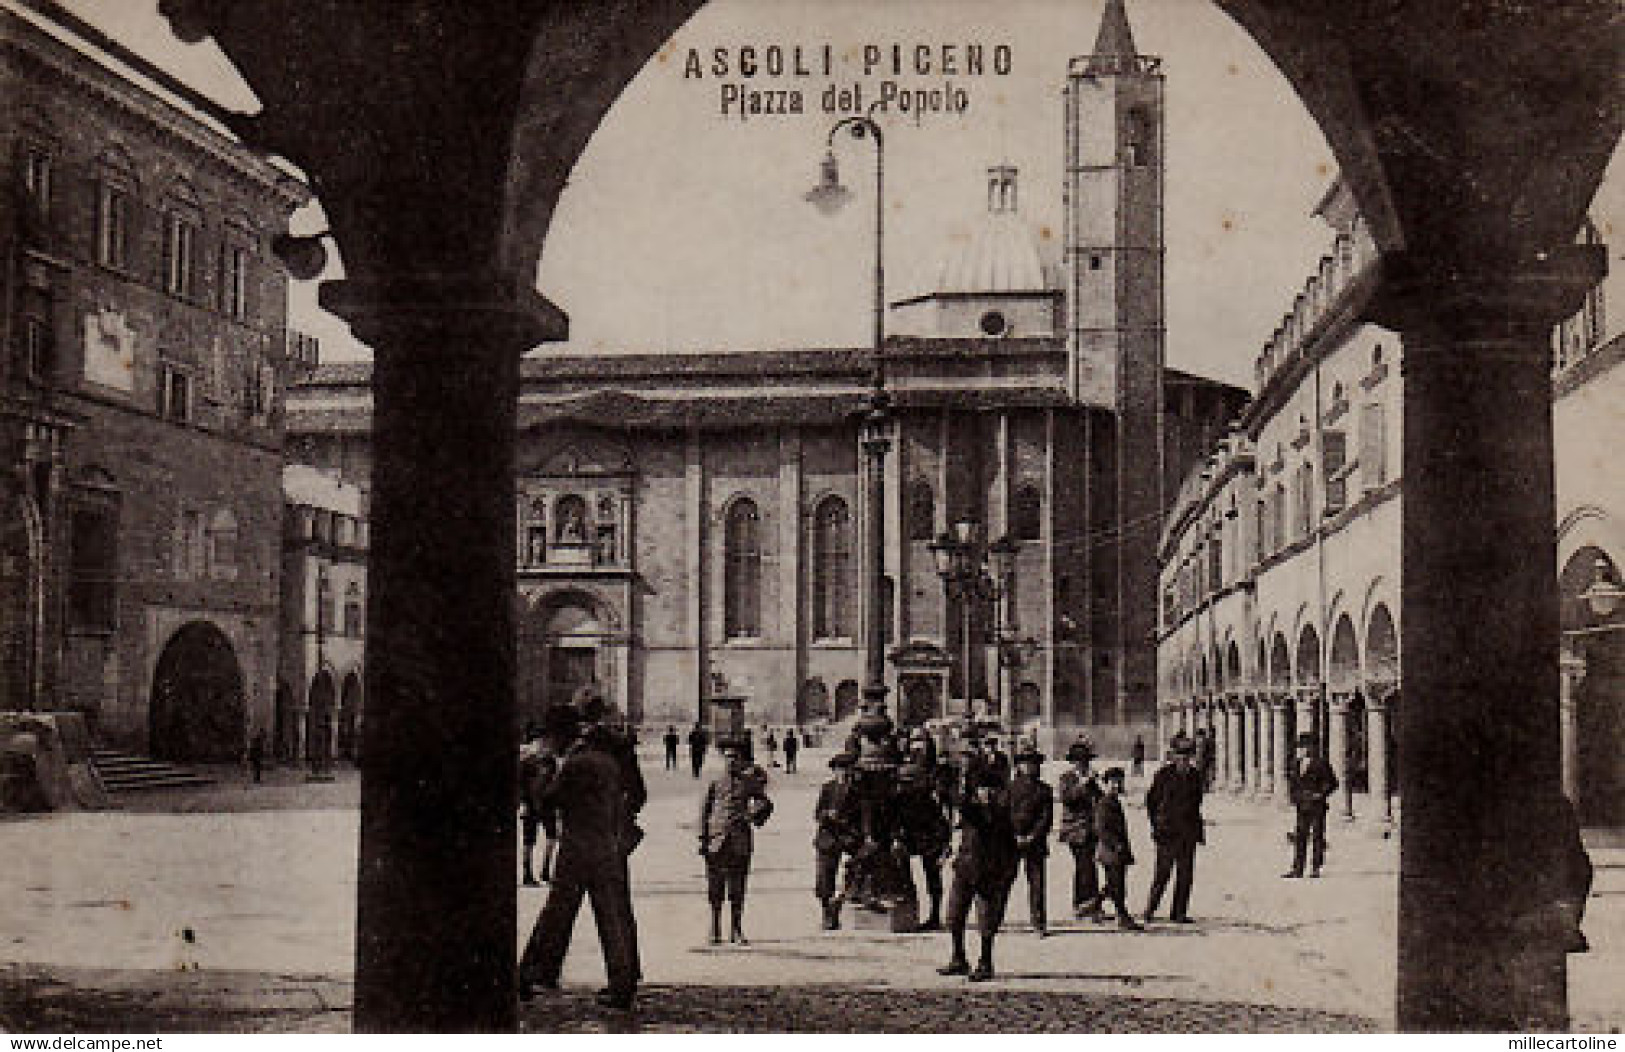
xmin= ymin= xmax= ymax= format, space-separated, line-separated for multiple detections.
xmin=813 ymin=751 xmax=859 ymax=929
xmin=938 ymin=763 xmax=1019 ymax=982
xmin=1144 ymin=733 xmax=1205 ymax=925
xmin=519 ymin=705 xmax=641 ymax=1010
xmin=1008 ymin=742 xmax=1054 ymax=936
xmin=1283 ymin=732 xmax=1339 ymax=878
xmin=1094 ymin=767 xmax=1144 ymax=930
xmin=687 ymin=723 xmax=709 ymax=778
xmin=1057 ymin=736 xmax=1104 ymax=920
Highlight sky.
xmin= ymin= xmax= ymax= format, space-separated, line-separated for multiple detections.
xmin=55 ymin=0 xmax=1363 ymax=390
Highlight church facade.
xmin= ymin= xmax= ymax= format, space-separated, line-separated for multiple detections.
xmin=285 ymin=0 xmax=1245 ymax=753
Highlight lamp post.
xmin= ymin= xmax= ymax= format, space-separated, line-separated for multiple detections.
xmin=929 ymin=521 xmax=1021 ymax=731
xmin=808 ymin=107 xmax=892 ymax=739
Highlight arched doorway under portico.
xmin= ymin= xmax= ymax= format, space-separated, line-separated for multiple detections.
xmin=150 ymin=621 xmax=245 ymax=762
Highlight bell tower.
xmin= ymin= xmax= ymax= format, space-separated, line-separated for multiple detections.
xmin=1063 ymin=0 xmax=1165 ymax=726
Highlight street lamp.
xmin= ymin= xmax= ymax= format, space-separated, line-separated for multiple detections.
xmin=1581 ymin=557 xmax=1624 ymax=621
xmin=929 ymin=521 xmax=1022 ymax=729
xmin=808 ymin=106 xmax=892 ymax=745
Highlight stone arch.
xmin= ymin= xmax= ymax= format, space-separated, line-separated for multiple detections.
xmin=1269 ymin=631 xmax=1292 ymax=688
xmin=520 ymin=588 xmax=622 ymax=729
xmin=1296 ymin=622 xmax=1322 ymax=685
xmin=1365 ymin=602 xmax=1399 ymax=687
xmin=1329 ymin=613 xmax=1360 ymax=691
xmin=150 ymin=620 xmax=245 ymax=762
xmin=1225 ymin=639 xmax=1243 ymax=689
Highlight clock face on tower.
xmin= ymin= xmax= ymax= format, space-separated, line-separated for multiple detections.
xmin=979 ymin=310 xmax=1009 ymax=336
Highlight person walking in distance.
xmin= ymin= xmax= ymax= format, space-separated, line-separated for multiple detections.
xmin=662 ymin=725 xmax=680 ymax=771
xmin=1143 ymin=733 xmax=1205 ymax=925
xmin=1057 ymin=735 xmax=1104 ymax=920
xmin=783 ymin=727 xmax=799 ymax=774
xmin=1131 ymin=734 xmax=1146 ymax=779
xmin=699 ymin=739 xmax=774 ymax=945
xmin=687 ymin=722 xmax=709 ymax=779
xmin=246 ymin=730 xmax=266 ymax=784
xmin=1009 ymin=741 xmax=1054 ymax=937
xmin=813 ymin=751 xmax=859 ymax=929
xmin=937 ymin=763 xmax=1019 ymax=982
xmin=1283 ymin=732 xmax=1339 ymax=878
xmin=518 ymin=705 xmax=641 ymax=1010
xmin=1093 ymin=767 xmax=1144 ymax=930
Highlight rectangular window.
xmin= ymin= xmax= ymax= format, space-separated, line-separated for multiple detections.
xmin=1360 ymin=404 xmax=1387 ymax=489
xmin=22 ymin=316 xmax=52 ymax=382
xmin=96 ymin=183 xmax=132 ymax=270
xmin=163 ymin=214 xmax=198 ymax=299
xmin=160 ymin=366 xmax=192 ymax=423
xmin=222 ymin=245 xmax=250 ymax=319
xmin=69 ymin=509 xmax=117 ymax=631
xmin=24 ymin=148 xmax=51 ymax=214
xmin=1322 ymin=430 xmax=1348 ymax=515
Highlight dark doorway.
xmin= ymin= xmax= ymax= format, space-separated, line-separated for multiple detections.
xmin=307 ymin=670 xmax=335 ymax=764
xmin=339 ymin=673 xmax=362 ymax=762
xmin=150 ymin=621 xmax=245 ymax=762
xmin=1577 ymin=636 xmax=1625 ymax=826
xmin=547 ymin=647 xmax=597 ymax=712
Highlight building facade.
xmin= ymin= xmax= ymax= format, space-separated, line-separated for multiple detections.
xmin=286 ymin=1 xmax=1246 ymax=754
xmin=1 ymin=2 xmax=307 ymax=759
xmin=1156 ymin=177 xmax=1624 ymax=829
xmin=277 ymin=462 xmax=366 ymax=766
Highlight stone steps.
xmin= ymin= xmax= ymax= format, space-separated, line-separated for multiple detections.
xmin=90 ymin=749 xmax=215 ymax=792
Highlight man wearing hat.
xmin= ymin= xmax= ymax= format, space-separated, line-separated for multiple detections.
xmin=1008 ymin=741 xmax=1054 ymax=936
xmin=1094 ymin=767 xmax=1144 ymax=930
xmin=1143 ymin=732 xmax=1205 ymax=925
xmin=813 ymin=751 xmax=859 ymax=930
xmin=1057 ymin=735 xmax=1105 ymax=920
xmin=895 ymin=731 xmax=953 ymax=931
xmin=1283 ymin=732 xmax=1339 ymax=878
xmin=519 ymin=703 xmax=641 ymax=1010
xmin=938 ymin=762 xmax=1019 ymax=981
xmin=699 ymin=737 xmax=774 ymax=945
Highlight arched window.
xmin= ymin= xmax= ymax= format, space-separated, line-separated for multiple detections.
xmin=1012 ymin=484 xmax=1042 ymax=542
xmin=906 ymin=478 xmax=935 ymax=542
xmin=812 ymin=496 xmax=852 ymax=639
xmin=724 ymin=498 xmax=762 ymax=639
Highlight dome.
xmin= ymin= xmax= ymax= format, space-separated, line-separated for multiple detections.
xmin=934 ymin=166 xmax=1056 ymax=295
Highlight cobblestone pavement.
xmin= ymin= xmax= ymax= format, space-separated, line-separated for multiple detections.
xmin=2 ymin=746 xmax=1620 ymax=1032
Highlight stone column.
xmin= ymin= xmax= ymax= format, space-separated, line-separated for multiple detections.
xmin=1260 ymin=694 xmax=1275 ymax=795
xmin=1373 ymin=249 xmax=1602 ymax=1031
xmin=1272 ymin=692 xmax=1292 ymax=801
xmin=1213 ymin=695 xmax=1229 ymax=788
xmin=326 ymin=276 xmax=547 ymax=1032
xmin=1367 ymin=686 xmax=1393 ymax=825
xmin=1247 ymin=693 xmax=1263 ymax=794
xmin=1329 ymin=690 xmax=1354 ymax=820
xmin=1229 ymin=692 xmax=1246 ymax=791
xmin=1559 ymin=650 xmax=1585 ymax=806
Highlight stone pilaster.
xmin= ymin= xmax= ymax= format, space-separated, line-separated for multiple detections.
xmin=1271 ymin=692 xmax=1292 ymax=801
xmin=1367 ymin=685 xmax=1394 ymax=826
xmin=1558 ymin=650 xmax=1585 ymax=807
